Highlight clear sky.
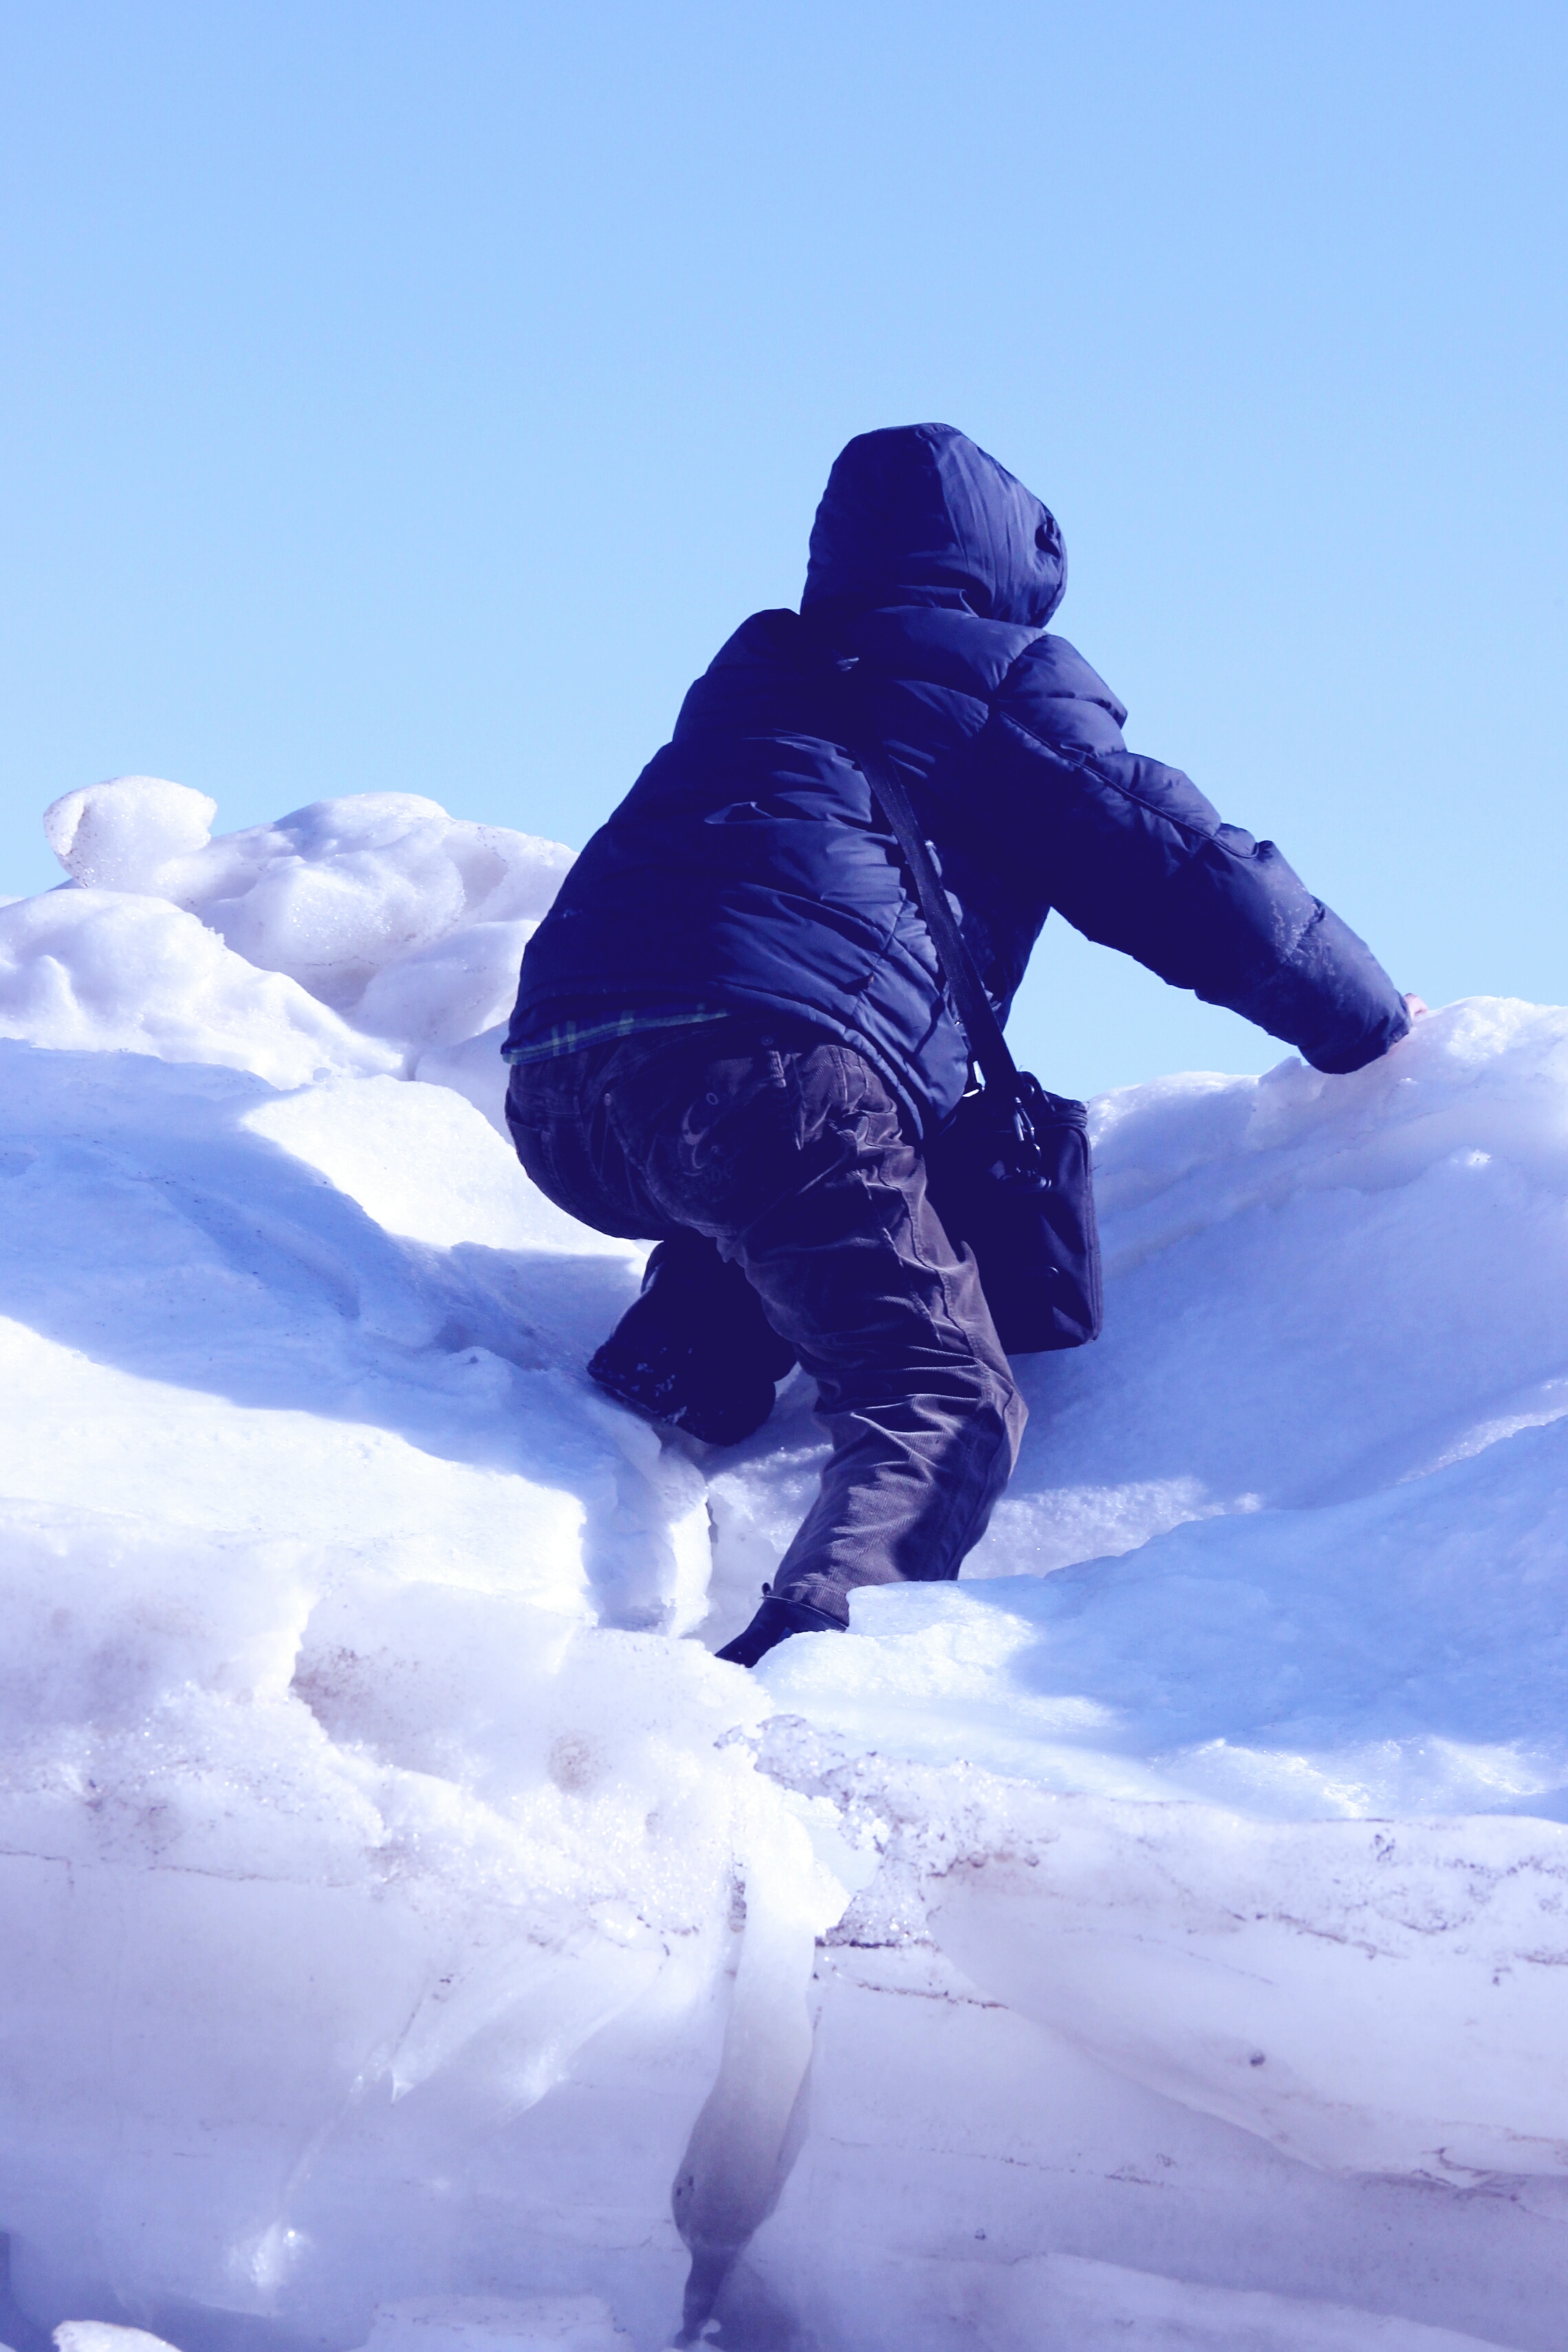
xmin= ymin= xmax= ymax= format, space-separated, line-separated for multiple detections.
xmin=1 ymin=0 xmax=1562 ymax=1097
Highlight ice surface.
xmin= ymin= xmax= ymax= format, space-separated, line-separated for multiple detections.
xmin=1 ymin=779 xmax=1565 ymax=2352
xmin=55 ymin=2328 xmax=184 ymax=2352
xmin=351 ymin=2302 xmax=632 ymax=2352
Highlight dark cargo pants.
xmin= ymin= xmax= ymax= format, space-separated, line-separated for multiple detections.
xmin=505 ymin=1018 xmax=1025 ymax=1626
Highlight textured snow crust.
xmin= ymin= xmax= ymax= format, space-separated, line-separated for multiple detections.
xmin=0 ymin=774 xmax=1561 ymax=2352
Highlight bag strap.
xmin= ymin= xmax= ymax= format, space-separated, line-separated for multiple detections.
xmin=848 ymin=731 xmax=1021 ymax=1094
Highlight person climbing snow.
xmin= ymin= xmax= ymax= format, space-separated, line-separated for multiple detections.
xmin=502 ymin=423 xmax=1413 ymax=1666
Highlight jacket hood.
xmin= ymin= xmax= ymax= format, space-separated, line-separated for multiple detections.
xmin=801 ymin=423 xmax=1067 ymax=629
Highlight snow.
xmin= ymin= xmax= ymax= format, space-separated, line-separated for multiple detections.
xmin=0 ymin=889 xmax=400 ymax=1085
xmin=0 ymin=770 xmax=1561 ymax=2352
xmin=36 ymin=775 xmax=570 ymax=1074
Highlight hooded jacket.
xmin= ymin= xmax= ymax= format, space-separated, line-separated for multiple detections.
xmin=505 ymin=424 xmax=1408 ymax=1129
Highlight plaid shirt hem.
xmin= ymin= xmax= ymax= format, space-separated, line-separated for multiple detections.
xmin=501 ymin=1005 xmax=729 ymax=1066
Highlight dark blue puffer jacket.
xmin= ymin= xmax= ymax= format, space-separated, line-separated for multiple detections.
xmin=506 ymin=424 xmax=1408 ymax=1130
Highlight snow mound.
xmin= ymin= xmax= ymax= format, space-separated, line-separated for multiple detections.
xmin=43 ymin=775 xmax=572 ymax=1077
xmin=0 ymin=778 xmax=1562 ymax=2352
xmin=0 ymin=889 xmax=400 ymax=1085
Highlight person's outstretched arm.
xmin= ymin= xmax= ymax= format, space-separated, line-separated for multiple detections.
xmin=977 ymin=634 xmax=1410 ymax=1074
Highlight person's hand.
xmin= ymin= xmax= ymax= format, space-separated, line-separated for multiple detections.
xmin=1403 ymin=993 xmax=1430 ymax=1020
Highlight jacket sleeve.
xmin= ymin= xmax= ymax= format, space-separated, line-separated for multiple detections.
xmin=979 ymin=636 xmax=1410 ymax=1074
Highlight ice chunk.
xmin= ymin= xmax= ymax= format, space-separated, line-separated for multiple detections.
xmin=194 ymin=795 xmax=471 ymax=1008
xmin=439 ymin=821 xmax=576 ymax=925
xmin=351 ymin=919 xmax=537 ymax=1050
xmin=0 ymin=888 xmax=400 ymax=1083
xmin=44 ymin=775 xmax=217 ymax=894
xmin=926 ymin=1793 xmax=1568 ymax=2178
xmin=861 ymin=2251 xmax=1526 ymax=2350
xmin=42 ymin=781 xmax=572 ymax=1050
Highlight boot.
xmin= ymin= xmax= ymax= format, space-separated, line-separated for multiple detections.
xmin=589 ymin=1233 xmax=796 ymax=1446
xmin=715 ymin=1589 xmax=846 ymax=1667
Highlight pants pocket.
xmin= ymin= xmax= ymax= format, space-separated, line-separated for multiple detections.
xmin=644 ymin=1044 xmax=808 ymax=1227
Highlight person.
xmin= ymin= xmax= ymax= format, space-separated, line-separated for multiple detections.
xmin=502 ymin=424 xmax=1412 ymax=1666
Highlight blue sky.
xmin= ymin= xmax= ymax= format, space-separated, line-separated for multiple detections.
xmin=1 ymin=0 xmax=1562 ymax=1095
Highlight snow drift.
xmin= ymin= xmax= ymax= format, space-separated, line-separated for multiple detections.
xmin=0 ymin=773 xmax=1560 ymax=2352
